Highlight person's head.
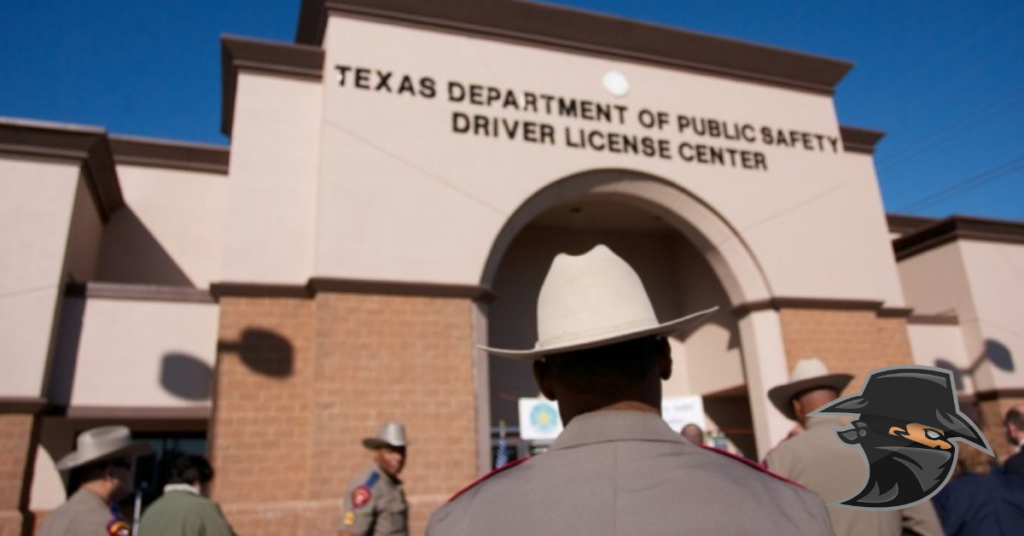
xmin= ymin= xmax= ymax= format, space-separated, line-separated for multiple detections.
xmin=1005 ymin=405 xmax=1024 ymax=446
xmin=791 ymin=388 xmax=840 ymax=426
xmin=533 ymin=335 xmax=671 ymax=423
xmin=71 ymin=456 xmax=135 ymax=502
xmin=57 ymin=426 xmax=150 ymax=502
xmin=169 ymin=455 xmax=215 ymax=495
xmin=767 ymin=358 xmax=852 ymax=425
xmin=362 ymin=422 xmax=408 ymax=479
xmin=681 ymin=423 xmax=704 ymax=445
xmin=372 ymin=445 xmax=407 ymax=478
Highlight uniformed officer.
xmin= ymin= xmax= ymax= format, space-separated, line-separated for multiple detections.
xmin=428 ymin=244 xmax=836 ymax=536
xmin=764 ymin=358 xmax=945 ymax=536
xmin=339 ymin=422 xmax=409 ymax=536
xmin=39 ymin=426 xmax=151 ymax=536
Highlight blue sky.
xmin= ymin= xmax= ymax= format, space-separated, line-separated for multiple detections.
xmin=2 ymin=1 xmax=1021 ymax=220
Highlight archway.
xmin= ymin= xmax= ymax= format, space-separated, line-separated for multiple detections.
xmin=478 ymin=169 xmax=791 ymax=464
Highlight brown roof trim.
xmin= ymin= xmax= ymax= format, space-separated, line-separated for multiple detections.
xmin=894 ymin=215 xmax=1024 ymax=261
xmin=0 ymin=118 xmax=124 ymax=221
xmin=886 ymin=213 xmax=938 ymax=237
xmin=310 ymin=277 xmax=495 ymax=301
xmin=839 ymin=126 xmax=884 ymax=154
xmin=110 ymin=135 xmax=230 ymax=175
xmin=0 ymin=397 xmax=48 ymax=415
xmin=66 ymin=282 xmax=215 ymax=304
xmin=221 ymin=35 xmax=325 ymax=136
xmin=210 ymin=278 xmax=495 ymax=300
xmin=66 ymin=406 xmax=211 ymax=420
xmin=975 ymin=388 xmax=1024 ymax=403
xmin=297 ymin=0 xmax=852 ymax=95
xmin=878 ymin=306 xmax=914 ymax=318
xmin=732 ymin=297 xmax=884 ymax=318
xmin=907 ymin=314 xmax=960 ymax=326
xmin=210 ymin=282 xmax=313 ymax=299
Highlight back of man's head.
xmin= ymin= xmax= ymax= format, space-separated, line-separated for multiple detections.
xmin=1006 ymin=406 xmax=1024 ymax=442
xmin=169 ymin=454 xmax=214 ymax=486
xmin=542 ymin=336 xmax=665 ymax=394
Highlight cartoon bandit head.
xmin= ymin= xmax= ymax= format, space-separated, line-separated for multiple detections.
xmin=810 ymin=366 xmax=993 ymax=509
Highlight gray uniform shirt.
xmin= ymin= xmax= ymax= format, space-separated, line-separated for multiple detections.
xmin=428 ymin=410 xmax=835 ymax=536
xmin=340 ymin=464 xmax=409 ymax=536
xmin=38 ymin=488 xmax=128 ymax=536
xmin=765 ymin=416 xmax=945 ymax=536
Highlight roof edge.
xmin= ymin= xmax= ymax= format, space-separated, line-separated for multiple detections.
xmin=110 ymin=135 xmax=230 ymax=175
xmin=0 ymin=117 xmax=124 ymax=222
xmin=297 ymin=0 xmax=852 ymax=95
xmin=839 ymin=126 xmax=885 ymax=155
xmin=220 ymin=35 xmax=325 ymax=137
xmin=894 ymin=215 xmax=1024 ymax=261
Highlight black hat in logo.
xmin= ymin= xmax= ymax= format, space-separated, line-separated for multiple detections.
xmin=810 ymin=365 xmax=992 ymax=509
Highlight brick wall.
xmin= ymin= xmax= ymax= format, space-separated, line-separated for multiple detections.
xmin=0 ymin=414 xmax=35 ymax=536
xmin=211 ymin=293 xmax=478 ymax=536
xmin=779 ymin=309 xmax=914 ymax=395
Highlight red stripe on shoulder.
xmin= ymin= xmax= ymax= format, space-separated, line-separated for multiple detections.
xmin=447 ymin=457 xmax=532 ymax=504
xmin=700 ymin=445 xmax=805 ymax=489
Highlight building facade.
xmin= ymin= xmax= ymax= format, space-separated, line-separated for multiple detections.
xmin=1 ymin=1 xmax=1022 ymax=535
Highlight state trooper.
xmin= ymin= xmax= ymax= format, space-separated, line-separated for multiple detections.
xmin=339 ymin=422 xmax=409 ymax=536
xmin=764 ymin=358 xmax=945 ymax=536
xmin=428 ymin=244 xmax=836 ymax=535
xmin=39 ymin=426 xmax=151 ymax=536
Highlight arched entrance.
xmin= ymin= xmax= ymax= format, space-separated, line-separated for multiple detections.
xmin=478 ymin=169 xmax=792 ymax=464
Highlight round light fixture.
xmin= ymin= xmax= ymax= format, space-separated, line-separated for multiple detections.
xmin=603 ymin=71 xmax=630 ymax=97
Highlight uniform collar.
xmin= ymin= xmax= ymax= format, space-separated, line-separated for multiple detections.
xmin=373 ymin=463 xmax=403 ymax=486
xmin=804 ymin=416 xmax=846 ymax=430
xmin=163 ymin=483 xmax=200 ymax=495
xmin=72 ymin=487 xmax=112 ymax=507
xmin=551 ymin=409 xmax=687 ymax=451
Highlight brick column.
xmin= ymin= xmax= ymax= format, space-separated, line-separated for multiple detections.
xmin=779 ymin=308 xmax=914 ymax=394
xmin=0 ymin=412 xmax=39 ymax=536
xmin=210 ymin=292 xmax=479 ymax=536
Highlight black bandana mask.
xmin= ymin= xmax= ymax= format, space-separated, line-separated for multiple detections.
xmin=811 ymin=366 xmax=993 ymax=510
xmin=836 ymin=420 xmax=955 ymax=507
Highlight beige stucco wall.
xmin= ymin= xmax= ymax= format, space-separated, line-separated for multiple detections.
xmin=899 ymin=239 xmax=1024 ymax=392
xmin=97 ymin=164 xmax=227 ymax=288
xmin=305 ymin=15 xmax=904 ymax=308
xmin=221 ymin=72 xmax=321 ymax=284
xmin=66 ymin=298 xmax=219 ymax=409
xmin=0 ymin=157 xmax=85 ymax=397
xmin=907 ymin=322 xmax=974 ymax=395
xmin=957 ymin=240 xmax=1024 ymax=390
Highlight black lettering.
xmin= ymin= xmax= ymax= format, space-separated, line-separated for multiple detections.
xmin=658 ymin=139 xmax=672 ymax=160
xmin=335 ymin=65 xmax=352 ymax=86
xmin=754 ymin=152 xmax=768 ymax=170
xmin=741 ymin=125 xmax=756 ymax=143
xmin=639 ymin=109 xmax=657 ymax=129
xmin=522 ymin=93 xmax=537 ymax=113
xmin=540 ymin=124 xmax=555 ymax=145
xmin=558 ymin=98 xmax=578 ymax=118
xmin=469 ymin=85 xmax=485 ymax=105
xmin=540 ymin=95 xmax=556 ymax=115
xmin=354 ymin=68 xmax=371 ymax=90
xmin=473 ymin=114 xmax=491 ymax=136
xmin=761 ymin=126 xmax=774 ymax=145
xmin=503 ymin=91 xmax=520 ymax=110
xmin=486 ymin=87 xmax=501 ymax=106
xmin=614 ymin=105 xmax=628 ymax=125
xmin=588 ymin=129 xmax=606 ymax=151
xmin=375 ymin=70 xmax=393 ymax=92
xmin=678 ymin=142 xmax=695 ymax=162
xmin=397 ymin=76 xmax=416 ymax=96
xmin=452 ymin=112 xmax=470 ymax=133
xmin=829 ymin=136 xmax=840 ymax=153
xmin=565 ymin=127 xmax=583 ymax=148
xmin=419 ymin=77 xmax=436 ymax=99
xmin=448 ymin=81 xmax=465 ymax=102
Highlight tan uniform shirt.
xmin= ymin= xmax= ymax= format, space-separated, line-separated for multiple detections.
xmin=765 ymin=416 xmax=945 ymax=536
xmin=38 ymin=488 xmax=130 ymax=536
xmin=428 ymin=410 xmax=835 ymax=536
xmin=340 ymin=464 xmax=408 ymax=536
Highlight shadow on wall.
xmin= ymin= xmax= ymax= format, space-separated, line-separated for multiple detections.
xmin=160 ymin=353 xmax=214 ymax=401
xmin=218 ymin=328 xmax=294 ymax=378
xmin=94 ymin=207 xmax=194 ymax=286
xmin=934 ymin=338 xmax=1015 ymax=392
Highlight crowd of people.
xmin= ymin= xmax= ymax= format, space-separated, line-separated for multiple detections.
xmin=38 ymin=245 xmax=1024 ymax=535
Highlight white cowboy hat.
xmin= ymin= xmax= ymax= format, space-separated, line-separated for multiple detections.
xmin=480 ymin=244 xmax=718 ymax=360
xmin=362 ymin=422 xmax=407 ymax=450
xmin=55 ymin=426 xmax=152 ymax=471
xmin=768 ymin=358 xmax=853 ymax=421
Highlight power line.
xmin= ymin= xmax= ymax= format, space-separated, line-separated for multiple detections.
xmin=878 ymin=84 xmax=1024 ymax=173
xmin=897 ymin=155 xmax=1024 ymax=212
